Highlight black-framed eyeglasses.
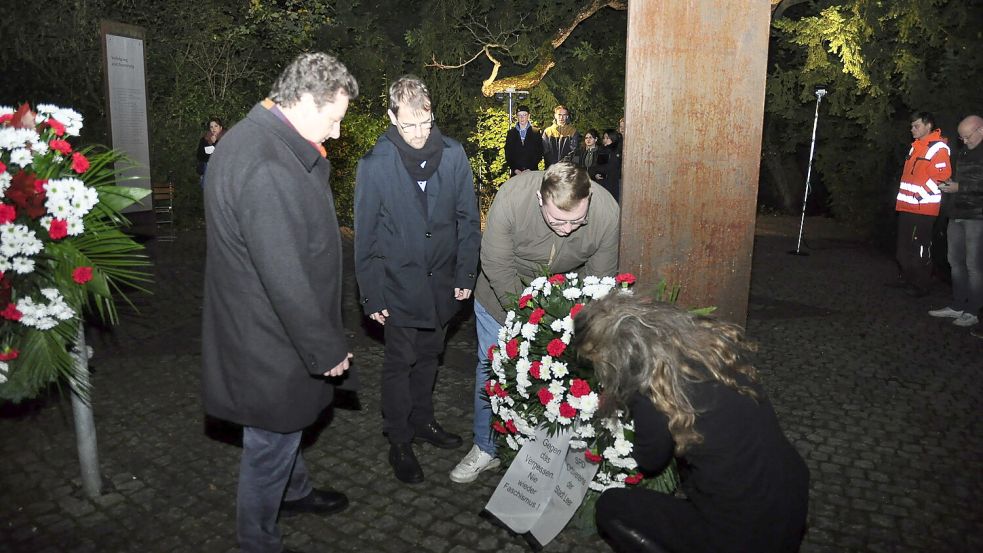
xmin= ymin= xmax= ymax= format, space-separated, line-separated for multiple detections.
xmin=397 ymin=115 xmax=434 ymax=133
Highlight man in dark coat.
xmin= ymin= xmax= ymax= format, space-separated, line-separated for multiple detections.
xmin=354 ymin=75 xmax=481 ymax=484
xmin=504 ymin=105 xmax=543 ymax=175
xmin=202 ymin=52 xmax=357 ymax=553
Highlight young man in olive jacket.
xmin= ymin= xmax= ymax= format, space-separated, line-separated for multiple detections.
xmin=450 ymin=162 xmax=620 ymax=483
xmin=354 ymin=75 xmax=481 ymax=484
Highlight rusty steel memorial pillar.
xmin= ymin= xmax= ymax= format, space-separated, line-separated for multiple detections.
xmin=620 ymin=1 xmax=771 ymax=323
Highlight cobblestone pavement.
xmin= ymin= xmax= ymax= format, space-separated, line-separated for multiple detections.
xmin=1 ymin=216 xmax=981 ymax=553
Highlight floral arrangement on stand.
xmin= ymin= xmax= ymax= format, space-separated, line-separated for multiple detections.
xmin=486 ymin=272 xmax=685 ymax=498
xmin=0 ymin=102 xmax=151 ymax=402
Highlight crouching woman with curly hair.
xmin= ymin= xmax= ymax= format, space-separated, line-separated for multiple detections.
xmin=573 ymin=294 xmax=809 ymax=553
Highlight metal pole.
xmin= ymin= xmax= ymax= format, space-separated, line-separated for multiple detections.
xmin=69 ymin=322 xmax=102 ymax=498
xmin=790 ymin=88 xmax=827 ymax=256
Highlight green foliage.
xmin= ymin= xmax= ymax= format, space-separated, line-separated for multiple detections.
xmin=468 ymin=106 xmax=512 ymax=193
xmin=765 ymin=0 xmax=983 ymax=234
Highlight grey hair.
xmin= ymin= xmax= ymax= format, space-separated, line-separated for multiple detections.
xmin=270 ymin=52 xmax=359 ymax=108
xmin=540 ymin=162 xmax=591 ymax=211
xmin=572 ymin=293 xmax=759 ymax=455
xmin=389 ymin=75 xmax=432 ymax=115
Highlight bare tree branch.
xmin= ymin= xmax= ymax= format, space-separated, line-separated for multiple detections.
xmin=429 ymin=0 xmax=627 ymax=97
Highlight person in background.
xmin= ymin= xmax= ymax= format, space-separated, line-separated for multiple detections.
xmin=196 ymin=117 xmax=225 ymax=186
xmin=574 ymin=294 xmax=809 ymax=553
xmin=542 ymin=105 xmax=580 ymax=168
xmin=504 ymin=104 xmax=543 ymax=175
xmin=598 ymin=129 xmax=622 ymax=203
xmin=930 ymin=114 xmax=983 ymax=330
xmin=576 ymin=128 xmax=602 ymax=181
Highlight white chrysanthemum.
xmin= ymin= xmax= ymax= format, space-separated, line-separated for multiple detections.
xmin=542 ymin=282 xmax=552 ymax=296
xmin=520 ymin=286 xmax=534 ymax=297
xmin=0 ymin=127 xmax=39 ymax=150
xmin=1 ymin=223 xmax=43 ymax=257
xmin=66 ymin=219 xmax=85 ymax=236
xmin=11 ymin=256 xmax=34 ymax=274
xmin=504 ymin=310 xmax=516 ymax=325
xmin=583 ymin=275 xmax=600 ymax=285
xmin=0 ymin=242 xmax=17 ymax=258
xmin=601 ymin=276 xmax=616 ymax=286
xmin=569 ymin=439 xmax=587 ymax=449
xmin=582 ymin=283 xmax=614 ymax=299
xmin=9 ymin=148 xmax=33 ymax=167
xmin=0 ymin=172 xmax=11 ymax=193
xmin=497 ymin=325 xmax=508 ymax=342
xmin=562 ymin=287 xmax=582 ymax=299
xmin=35 ymin=103 xmax=59 ymax=116
xmin=561 ymin=331 xmax=572 ymax=345
xmin=32 ymin=140 xmax=49 ymax=156
xmin=0 ymin=258 xmax=10 ymax=272
xmin=16 ymin=292 xmax=75 ymax=330
xmin=506 ymin=435 xmax=519 ymax=451
xmin=0 ymin=361 xmax=6 ymax=384
xmin=613 ymin=437 xmax=633 ymax=457
xmin=575 ymin=423 xmax=596 ymax=438
xmin=609 ymin=456 xmax=638 ymax=470
xmin=507 ymin=320 xmax=522 ymax=339
xmin=0 ymin=106 xmax=13 ymax=116
xmin=565 ymin=271 xmax=579 ymax=281
xmin=55 ymin=108 xmax=84 ymax=136
xmin=530 ymin=276 xmax=547 ymax=290
xmin=573 ymin=392 xmax=599 ymax=417
xmin=548 ymin=380 xmax=566 ymax=397
xmin=550 ymin=360 xmax=569 ymax=378
xmin=520 ymin=322 xmax=538 ymax=340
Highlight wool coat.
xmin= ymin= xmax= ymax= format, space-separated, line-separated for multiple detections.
xmin=354 ymin=132 xmax=481 ymax=328
xmin=201 ymin=103 xmax=350 ymax=433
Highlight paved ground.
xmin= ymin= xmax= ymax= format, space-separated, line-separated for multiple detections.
xmin=1 ymin=215 xmax=980 ymax=553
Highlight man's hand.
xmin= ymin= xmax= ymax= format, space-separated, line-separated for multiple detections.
xmin=323 ymin=352 xmax=353 ymax=377
xmin=369 ymin=309 xmax=390 ymax=325
xmin=941 ymin=180 xmax=959 ymax=193
xmin=454 ymin=288 xmax=472 ymax=301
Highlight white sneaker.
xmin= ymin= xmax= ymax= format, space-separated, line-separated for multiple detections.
xmin=928 ymin=306 xmax=964 ymax=318
xmin=953 ymin=313 xmax=979 ymax=327
xmin=449 ymin=444 xmax=500 ymax=483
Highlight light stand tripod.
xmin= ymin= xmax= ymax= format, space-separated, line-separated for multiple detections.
xmin=789 ymin=87 xmax=828 ymax=256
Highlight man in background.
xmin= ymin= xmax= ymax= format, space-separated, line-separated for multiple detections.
xmin=542 ymin=104 xmax=580 ymax=168
xmin=504 ymin=104 xmax=543 ymax=175
xmin=930 ymin=114 xmax=983 ymax=331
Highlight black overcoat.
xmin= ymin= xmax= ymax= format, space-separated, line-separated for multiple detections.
xmin=353 ymin=132 xmax=481 ymax=328
xmin=201 ymin=104 xmax=350 ymax=433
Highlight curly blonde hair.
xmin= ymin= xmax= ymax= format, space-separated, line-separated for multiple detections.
xmin=572 ymin=293 xmax=759 ymax=455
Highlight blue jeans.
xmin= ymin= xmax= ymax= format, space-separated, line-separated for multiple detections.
xmin=238 ymin=427 xmax=313 ymax=553
xmin=473 ymin=300 xmax=503 ymax=455
xmin=947 ymin=218 xmax=983 ymax=316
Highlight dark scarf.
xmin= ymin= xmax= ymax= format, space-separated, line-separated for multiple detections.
xmin=385 ymin=124 xmax=444 ymax=182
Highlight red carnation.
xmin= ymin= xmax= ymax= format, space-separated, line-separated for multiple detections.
xmin=570 ymin=378 xmax=591 ymax=398
xmin=0 ymin=114 xmax=12 ymax=125
xmin=484 ymin=380 xmax=493 ymax=396
xmin=505 ymin=338 xmax=519 ymax=359
xmin=625 ymin=472 xmax=644 ymax=485
xmin=72 ymin=266 xmax=93 ymax=284
xmin=615 ymin=273 xmax=636 ymax=285
xmin=1 ymin=303 xmax=22 ymax=321
xmin=0 ymin=204 xmax=15 ymax=224
xmin=487 ymin=344 xmax=496 ymax=360
xmin=49 ymin=139 xmax=72 ymax=155
xmin=71 ymin=152 xmax=90 ymax=174
xmin=0 ymin=161 xmax=7 ymax=174
xmin=548 ymin=274 xmax=566 ymax=285
xmin=559 ymin=402 xmax=577 ymax=419
xmin=518 ymin=294 xmax=533 ymax=309
xmin=494 ymin=382 xmax=508 ymax=398
xmin=505 ymin=419 xmax=518 ymax=434
xmin=492 ymin=421 xmax=508 ymax=434
xmin=0 ymin=348 xmax=18 ymax=361
xmin=584 ymin=450 xmax=603 ymax=464
xmin=546 ymin=338 xmax=566 ymax=357
xmin=528 ymin=307 xmax=546 ymax=325
xmin=537 ymin=387 xmax=554 ymax=405
xmin=529 ymin=360 xmax=542 ymax=379
xmin=45 ymin=118 xmax=66 ymax=136
xmin=49 ymin=218 xmax=68 ymax=239
xmin=34 ymin=178 xmax=47 ymax=193
xmin=569 ymin=303 xmax=584 ymax=318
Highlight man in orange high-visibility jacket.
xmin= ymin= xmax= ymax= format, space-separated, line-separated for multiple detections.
xmin=894 ymin=111 xmax=952 ymax=297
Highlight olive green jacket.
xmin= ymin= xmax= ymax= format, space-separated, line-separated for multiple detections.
xmin=475 ymin=170 xmax=621 ymax=324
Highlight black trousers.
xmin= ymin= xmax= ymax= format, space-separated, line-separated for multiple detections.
xmin=381 ymin=324 xmax=446 ymax=444
xmin=896 ymin=212 xmax=936 ymax=291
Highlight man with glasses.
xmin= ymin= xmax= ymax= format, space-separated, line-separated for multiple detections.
xmin=450 ymin=161 xmax=620 ymax=483
xmin=542 ymin=104 xmax=580 ymax=168
xmin=504 ymin=105 xmax=543 ymax=175
xmin=354 ymin=75 xmax=481 ymax=484
xmin=930 ymin=114 xmax=983 ymax=334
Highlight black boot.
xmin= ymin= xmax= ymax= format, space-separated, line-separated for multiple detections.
xmin=389 ymin=443 xmax=424 ymax=484
xmin=414 ymin=421 xmax=463 ymax=449
xmin=602 ymin=520 xmax=670 ymax=553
